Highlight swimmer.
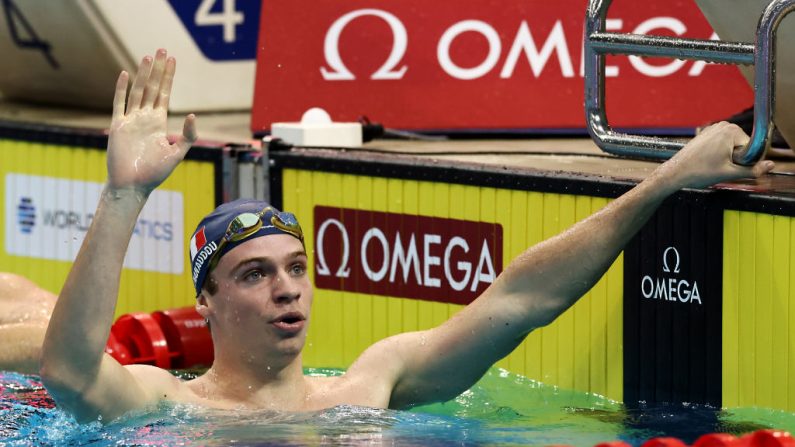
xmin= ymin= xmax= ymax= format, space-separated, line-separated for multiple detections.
xmin=40 ymin=49 xmax=775 ymax=423
xmin=0 ymin=273 xmax=56 ymax=374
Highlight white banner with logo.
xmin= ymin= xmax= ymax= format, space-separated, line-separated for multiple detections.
xmin=4 ymin=173 xmax=184 ymax=274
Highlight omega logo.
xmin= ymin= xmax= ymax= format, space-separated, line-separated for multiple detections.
xmin=640 ymin=246 xmax=702 ymax=305
xmin=315 ymin=215 xmax=497 ymax=292
xmin=320 ymin=9 xmax=408 ymax=81
xmin=321 ymin=9 xmax=717 ymax=81
xmin=315 ymin=218 xmax=352 ymax=278
xmin=662 ymin=246 xmax=680 ymax=274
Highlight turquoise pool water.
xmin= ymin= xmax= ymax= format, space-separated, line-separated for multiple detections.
xmin=1 ymin=368 xmax=794 ymax=446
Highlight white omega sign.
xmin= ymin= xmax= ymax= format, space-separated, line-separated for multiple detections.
xmin=315 ymin=218 xmax=497 ymax=293
xmin=321 ymin=8 xmax=409 ymax=81
xmin=640 ymin=246 xmax=701 ymax=305
xmin=320 ymin=10 xmax=717 ymax=82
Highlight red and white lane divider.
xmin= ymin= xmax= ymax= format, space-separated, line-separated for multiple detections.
xmin=104 ymin=307 xmax=213 ymax=369
xmin=585 ymin=430 xmax=795 ymax=447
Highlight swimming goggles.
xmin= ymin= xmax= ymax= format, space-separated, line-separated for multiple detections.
xmin=206 ymin=206 xmax=304 ymax=272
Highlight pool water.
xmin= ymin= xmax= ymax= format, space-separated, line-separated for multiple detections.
xmin=1 ymin=368 xmax=793 ymax=446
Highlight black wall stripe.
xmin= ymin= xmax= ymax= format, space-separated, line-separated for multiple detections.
xmin=623 ymin=195 xmax=723 ymax=407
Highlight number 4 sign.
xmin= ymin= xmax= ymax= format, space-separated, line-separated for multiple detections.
xmin=2 ymin=0 xmax=59 ymax=68
xmin=166 ymin=0 xmax=261 ymax=61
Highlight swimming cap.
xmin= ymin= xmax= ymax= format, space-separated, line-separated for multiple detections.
xmin=189 ymin=199 xmax=304 ymax=296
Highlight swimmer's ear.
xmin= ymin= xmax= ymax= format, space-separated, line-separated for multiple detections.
xmin=196 ymin=294 xmax=210 ymax=319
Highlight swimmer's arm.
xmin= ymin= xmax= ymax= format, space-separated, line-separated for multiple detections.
xmin=40 ymin=50 xmax=195 ymax=422
xmin=351 ymin=123 xmax=773 ymax=409
xmin=40 ymin=190 xmax=168 ymax=421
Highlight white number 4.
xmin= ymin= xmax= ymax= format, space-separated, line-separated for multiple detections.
xmin=195 ymin=0 xmax=244 ymax=43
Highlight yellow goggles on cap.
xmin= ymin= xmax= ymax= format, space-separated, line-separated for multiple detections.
xmin=206 ymin=206 xmax=303 ymax=272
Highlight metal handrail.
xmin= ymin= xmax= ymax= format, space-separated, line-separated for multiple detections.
xmin=584 ymin=0 xmax=795 ymax=165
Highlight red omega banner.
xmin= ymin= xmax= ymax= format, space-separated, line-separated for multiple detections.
xmin=313 ymin=206 xmax=503 ymax=305
xmin=252 ymin=0 xmax=753 ymax=132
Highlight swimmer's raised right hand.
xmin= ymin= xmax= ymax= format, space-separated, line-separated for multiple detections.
xmin=106 ymin=49 xmax=197 ymax=196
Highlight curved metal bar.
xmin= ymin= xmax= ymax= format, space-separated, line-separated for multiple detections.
xmin=585 ymin=0 xmax=795 ymax=166
xmin=585 ymin=0 xmax=681 ymax=159
xmin=735 ymin=0 xmax=795 ymax=164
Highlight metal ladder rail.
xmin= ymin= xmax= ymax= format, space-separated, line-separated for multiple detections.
xmin=584 ymin=0 xmax=795 ymax=165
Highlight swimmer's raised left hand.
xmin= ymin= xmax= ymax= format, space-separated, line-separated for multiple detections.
xmin=106 ymin=49 xmax=197 ymax=195
xmin=658 ymin=121 xmax=774 ymax=190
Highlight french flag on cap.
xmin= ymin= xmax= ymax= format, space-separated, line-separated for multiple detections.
xmin=190 ymin=227 xmax=207 ymax=260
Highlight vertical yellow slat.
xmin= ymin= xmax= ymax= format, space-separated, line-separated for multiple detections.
xmin=432 ymin=182 xmax=451 ymax=327
xmin=402 ymin=180 xmax=419 ymax=334
xmin=340 ymin=175 xmax=360 ymax=364
xmin=0 ymin=142 xmax=7 ymax=272
xmin=755 ymin=214 xmax=774 ymax=408
xmin=722 ymin=210 xmax=740 ymax=407
xmin=573 ymin=195 xmax=593 ymax=393
xmin=589 ymin=197 xmax=609 ymax=397
xmin=507 ymin=189 xmax=528 ymax=377
xmin=295 ymin=169 xmax=317 ymax=360
xmin=771 ymin=215 xmax=790 ymax=411
xmin=5 ymin=140 xmax=22 ymax=275
xmin=0 ymin=140 xmax=7 ymax=272
xmin=417 ymin=181 xmax=436 ymax=332
xmin=313 ymin=172 xmax=343 ymax=366
xmin=386 ymin=178 xmax=405 ymax=337
xmin=524 ymin=191 xmax=544 ymax=381
xmin=606 ymin=250 xmax=623 ymax=402
xmin=556 ymin=194 xmax=576 ymax=391
xmin=789 ymin=217 xmax=795 ymax=411
xmin=723 ymin=210 xmax=795 ymax=412
xmin=737 ymin=211 xmax=756 ymax=406
xmin=371 ymin=177 xmax=389 ymax=343
xmin=304 ymin=170 xmax=332 ymax=366
xmin=540 ymin=193 xmax=560 ymax=383
xmin=356 ymin=175 xmax=374 ymax=357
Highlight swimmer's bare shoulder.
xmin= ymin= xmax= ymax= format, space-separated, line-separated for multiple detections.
xmin=135 ymin=353 xmax=399 ymax=411
xmin=310 ymin=333 xmax=423 ymax=410
xmin=301 ymin=367 xmax=395 ymax=410
xmin=122 ymin=366 xmax=243 ymax=409
xmin=158 ymin=372 xmax=394 ymax=411
xmin=123 ymin=364 xmax=185 ymax=402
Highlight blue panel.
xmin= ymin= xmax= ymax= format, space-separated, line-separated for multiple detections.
xmin=166 ymin=0 xmax=261 ymax=61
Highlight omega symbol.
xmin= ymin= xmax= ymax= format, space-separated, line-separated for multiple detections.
xmin=321 ymin=9 xmax=408 ymax=81
xmin=662 ymin=246 xmax=680 ymax=273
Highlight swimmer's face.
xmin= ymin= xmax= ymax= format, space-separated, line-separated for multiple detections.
xmin=202 ymin=234 xmax=312 ymax=357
